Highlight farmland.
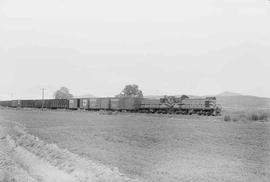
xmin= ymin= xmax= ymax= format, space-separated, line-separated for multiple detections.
xmin=0 ymin=108 xmax=270 ymax=182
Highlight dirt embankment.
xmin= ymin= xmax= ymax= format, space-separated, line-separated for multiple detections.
xmin=0 ymin=121 xmax=141 ymax=182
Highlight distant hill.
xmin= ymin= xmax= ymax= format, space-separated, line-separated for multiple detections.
xmin=216 ymin=95 xmax=270 ymax=110
xmin=217 ymin=91 xmax=241 ymax=96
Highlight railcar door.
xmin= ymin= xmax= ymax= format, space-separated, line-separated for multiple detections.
xmin=205 ymin=100 xmax=210 ymax=108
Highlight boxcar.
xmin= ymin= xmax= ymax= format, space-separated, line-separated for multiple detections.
xmin=100 ymin=98 xmax=110 ymax=110
xmin=110 ymin=98 xmax=121 ymax=110
xmin=34 ymin=100 xmax=43 ymax=108
xmin=51 ymin=99 xmax=69 ymax=109
xmin=0 ymin=100 xmax=12 ymax=107
xmin=122 ymin=97 xmax=142 ymax=110
xmin=111 ymin=97 xmax=141 ymax=111
xmin=89 ymin=98 xmax=99 ymax=110
xmin=21 ymin=100 xmax=35 ymax=108
xmin=80 ymin=98 xmax=89 ymax=110
xmin=43 ymin=99 xmax=51 ymax=108
xmin=69 ymin=99 xmax=80 ymax=109
xmin=88 ymin=98 xmax=110 ymax=110
xmin=11 ymin=100 xmax=21 ymax=107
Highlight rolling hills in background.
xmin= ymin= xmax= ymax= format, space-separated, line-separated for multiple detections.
xmin=216 ymin=95 xmax=270 ymax=110
xmin=215 ymin=92 xmax=270 ymax=110
xmin=216 ymin=91 xmax=241 ymax=97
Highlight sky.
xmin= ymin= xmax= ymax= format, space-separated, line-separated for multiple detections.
xmin=0 ymin=0 xmax=270 ymax=99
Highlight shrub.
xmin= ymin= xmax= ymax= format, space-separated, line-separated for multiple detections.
xmin=224 ymin=114 xmax=231 ymax=121
xmin=258 ymin=113 xmax=268 ymax=121
xmin=223 ymin=110 xmax=269 ymax=122
xmin=247 ymin=112 xmax=268 ymax=121
xmin=249 ymin=113 xmax=259 ymax=121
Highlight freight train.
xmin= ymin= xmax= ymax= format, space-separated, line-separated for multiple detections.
xmin=0 ymin=96 xmax=221 ymax=116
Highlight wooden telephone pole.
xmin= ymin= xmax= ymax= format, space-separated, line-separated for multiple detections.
xmin=42 ymin=88 xmax=44 ymax=110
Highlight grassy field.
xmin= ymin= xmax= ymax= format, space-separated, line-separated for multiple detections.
xmin=0 ymin=108 xmax=269 ymax=182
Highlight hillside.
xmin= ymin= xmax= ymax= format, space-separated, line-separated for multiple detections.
xmin=217 ymin=91 xmax=241 ymax=97
xmin=216 ymin=95 xmax=270 ymax=110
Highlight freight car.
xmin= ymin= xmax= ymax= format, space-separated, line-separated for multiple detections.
xmin=21 ymin=100 xmax=36 ymax=108
xmin=89 ymin=98 xmax=100 ymax=110
xmin=80 ymin=98 xmax=89 ymax=110
xmin=11 ymin=100 xmax=21 ymax=107
xmin=49 ymin=99 xmax=69 ymax=109
xmin=0 ymin=100 xmax=11 ymax=107
xmin=110 ymin=97 xmax=141 ymax=111
xmin=69 ymin=99 xmax=80 ymax=109
xmin=81 ymin=98 xmax=111 ymax=110
xmin=100 ymin=98 xmax=110 ymax=110
xmin=139 ymin=99 xmax=169 ymax=113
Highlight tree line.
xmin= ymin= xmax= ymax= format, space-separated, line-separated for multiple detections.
xmin=54 ymin=84 xmax=143 ymax=99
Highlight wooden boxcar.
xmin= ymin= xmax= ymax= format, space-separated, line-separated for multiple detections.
xmin=100 ymin=98 xmax=110 ymax=110
xmin=80 ymin=98 xmax=89 ymax=110
xmin=111 ymin=97 xmax=141 ymax=111
xmin=11 ymin=100 xmax=21 ymax=107
xmin=51 ymin=99 xmax=69 ymax=109
xmin=69 ymin=99 xmax=80 ymax=109
xmin=89 ymin=98 xmax=99 ymax=110
xmin=21 ymin=100 xmax=35 ymax=108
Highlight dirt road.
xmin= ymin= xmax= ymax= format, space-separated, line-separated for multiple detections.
xmin=0 ymin=118 xmax=140 ymax=182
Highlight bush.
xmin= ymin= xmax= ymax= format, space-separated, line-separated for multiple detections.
xmin=223 ymin=110 xmax=269 ymax=122
xmin=224 ymin=114 xmax=231 ymax=121
xmin=258 ymin=113 xmax=268 ymax=121
xmin=249 ymin=113 xmax=259 ymax=121
xmin=248 ymin=112 xmax=268 ymax=121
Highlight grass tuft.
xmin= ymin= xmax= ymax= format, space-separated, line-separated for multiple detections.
xmin=247 ymin=112 xmax=268 ymax=121
xmin=223 ymin=110 xmax=269 ymax=122
xmin=224 ymin=114 xmax=231 ymax=121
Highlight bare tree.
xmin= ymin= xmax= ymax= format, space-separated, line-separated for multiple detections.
xmin=54 ymin=87 xmax=73 ymax=99
xmin=117 ymin=84 xmax=143 ymax=98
